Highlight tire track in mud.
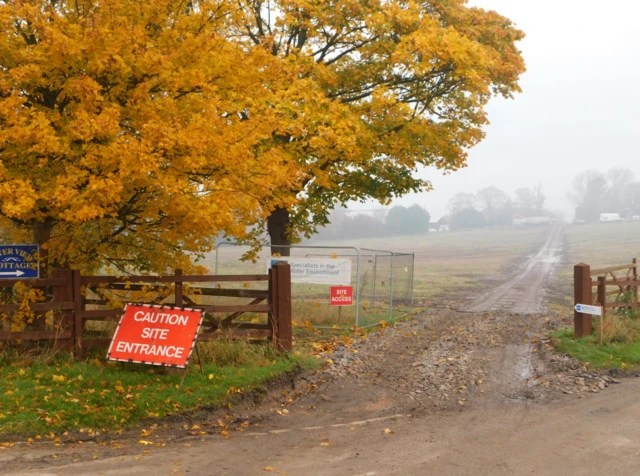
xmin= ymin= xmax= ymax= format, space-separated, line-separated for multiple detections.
xmin=465 ymin=226 xmax=563 ymax=314
xmin=458 ymin=227 xmax=564 ymax=414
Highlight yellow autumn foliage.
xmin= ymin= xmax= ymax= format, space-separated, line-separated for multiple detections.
xmin=226 ymin=0 xmax=527 ymax=248
xmin=0 ymin=0 xmax=526 ymax=269
xmin=0 ymin=0 xmax=303 ymax=273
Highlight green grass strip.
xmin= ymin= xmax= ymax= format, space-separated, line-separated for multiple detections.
xmin=552 ymin=328 xmax=640 ymax=370
xmin=0 ymin=354 xmax=320 ymax=436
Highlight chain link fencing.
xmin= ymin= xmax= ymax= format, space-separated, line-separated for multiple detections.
xmin=201 ymin=243 xmax=415 ymax=329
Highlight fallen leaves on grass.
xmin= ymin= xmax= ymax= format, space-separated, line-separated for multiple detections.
xmin=0 ymin=351 xmax=306 ymax=436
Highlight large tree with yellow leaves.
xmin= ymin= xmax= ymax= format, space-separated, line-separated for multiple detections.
xmin=231 ymin=0 xmax=526 ymax=254
xmin=0 ymin=0 xmax=526 ymax=270
xmin=0 ymin=0 xmax=300 ymax=272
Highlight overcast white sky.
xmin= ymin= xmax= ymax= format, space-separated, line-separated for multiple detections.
xmin=349 ymin=0 xmax=640 ymax=219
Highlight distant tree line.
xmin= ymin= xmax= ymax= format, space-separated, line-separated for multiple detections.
xmin=313 ymin=205 xmax=431 ymax=241
xmin=312 ymin=184 xmax=559 ymax=241
xmin=569 ymin=168 xmax=640 ymax=221
xmin=447 ymin=184 xmax=551 ymax=230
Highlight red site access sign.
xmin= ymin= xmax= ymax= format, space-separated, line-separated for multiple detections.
xmin=330 ymin=286 xmax=353 ymax=306
xmin=107 ymin=303 xmax=204 ymax=368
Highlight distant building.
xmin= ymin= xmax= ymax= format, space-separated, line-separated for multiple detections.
xmin=512 ymin=214 xmax=553 ymax=226
xmin=429 ymin=217 xmax=450 ymax=232
xmin=600 ymin=213 xmax=622 ymax=222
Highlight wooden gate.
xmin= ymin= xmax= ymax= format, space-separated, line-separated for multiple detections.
xmin=574 ymin=258 xmax=639 ymax=339
xmin=0 ymin=263 xmax=292 ymax=354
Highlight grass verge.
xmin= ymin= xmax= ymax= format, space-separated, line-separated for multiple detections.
xmin=552 ymin=328 xmax=640 ymax=370
xmin=0 ymin=341 xmax=320 ymax=437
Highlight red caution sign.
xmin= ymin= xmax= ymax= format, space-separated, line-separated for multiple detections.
xmin=330 ymin=286 xmax=353 ymax=306
xmin=107 ymin=304 xmax=204 ymax=368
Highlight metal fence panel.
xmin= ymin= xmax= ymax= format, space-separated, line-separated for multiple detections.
xmin=207 ymin=243 xmax=415 ymax=329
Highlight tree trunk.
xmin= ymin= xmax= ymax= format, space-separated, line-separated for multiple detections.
xmin=267 ymin=207 xmax=291 ymax=256
xmin=29 ymin=219 xmax=54 ymax=335
xmin=32 ymin=219 xmax=54 ymax=276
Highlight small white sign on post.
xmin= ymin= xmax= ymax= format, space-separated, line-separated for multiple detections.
xmin=574 ymin=304 xmax=603 ymax=316
xmin=269 ymin=258 xmax=352 ymax=285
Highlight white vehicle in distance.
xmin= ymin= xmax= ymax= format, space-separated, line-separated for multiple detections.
xmin=600 ymin=213 xmax=622 ymax=222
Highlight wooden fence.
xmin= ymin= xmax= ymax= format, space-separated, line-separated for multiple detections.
xmin=574 ymin=258 xmax=639 ymax=340
xmin=0 ymin=262 xmax=292 ymax=355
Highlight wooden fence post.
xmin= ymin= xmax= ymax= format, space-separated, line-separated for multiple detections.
xmin=52 ymin=268 xmax=74 ymax=349
xmin=597 ymin=275 xmax=606 ymax=345
xmin=175 ymin=269 xmax=183 ymax=306
xmin=269 ymin=262 xmax=292 ymax=352
xmin=574 ymin=263 xmax=593 ymax=337
xmin=72 ymin=270 xmax=83 ymax=356
xmin=633 ymin=258 xmax=638 ymax=304
xmin=268 ymin=266 xmax=277 ymax=347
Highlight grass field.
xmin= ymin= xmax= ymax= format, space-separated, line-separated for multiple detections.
xmin=563 ymin=221 xmax=640 ymax=267
xmin=322 ymin=226 xmax=551 ymax=305
xmin=552 ymin=221 xmax=640 ymax=309
xmin=189 ymin=222 xmax=639 ymax=328
xmin=197 ymin=227 xmax=551 ymax=328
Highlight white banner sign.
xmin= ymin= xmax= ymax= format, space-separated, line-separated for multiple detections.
xmin=269 ymin=258 xmax=352 ymax=285
xmin=574 ymin=304 xmax=603 ymax=316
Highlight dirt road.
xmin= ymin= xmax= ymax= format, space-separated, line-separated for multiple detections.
xmin=466 ymin=226 xmax=563 ymax=313
xmin=10 ymin=377 xmax=640 ymax=476
xmin=5 ymin=309 xmax=638 ymax=476
xmin=5 ymin=225 xmax=640 ymax=475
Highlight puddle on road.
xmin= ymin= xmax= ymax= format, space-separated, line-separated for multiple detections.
xmin=516 ymin=345 xmax=534 ymax=381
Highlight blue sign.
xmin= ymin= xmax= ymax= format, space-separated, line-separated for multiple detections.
xmin=270 ymin=259 xmax=288 ymax=268
xmin=0 ymin=245 xmax=39 ymax=279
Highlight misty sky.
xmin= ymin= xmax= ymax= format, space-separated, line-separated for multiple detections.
xmin=349 ymin=0 xmax=640 ymax=220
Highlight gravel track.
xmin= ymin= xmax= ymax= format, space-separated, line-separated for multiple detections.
xmin=465 ymin=226 xmax=563 ymax=313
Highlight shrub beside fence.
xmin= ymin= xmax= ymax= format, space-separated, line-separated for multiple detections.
xmin=0 ymin=263 xmax=292 ymax=356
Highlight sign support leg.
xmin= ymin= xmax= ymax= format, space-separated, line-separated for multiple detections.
xmin=195 ymin=344 xmax=205 ymax=375
xmin=179 ymin=367 xmax=188 ymax=389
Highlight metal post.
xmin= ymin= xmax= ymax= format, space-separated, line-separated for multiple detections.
xmin=214 ymin=243 xmax=221 ymax=276
xmin=389 ymin=253 xmax=395 ymax=321
xmin=410 ymin=252 xmax=415 ymax=312
xmin=355 ymin=249 xmax=361 ymax=328
xmin=371 ymin=254 xmax=377 ymax=308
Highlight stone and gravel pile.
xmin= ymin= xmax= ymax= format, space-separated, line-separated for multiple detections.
xmin=320 ymin=308 xmax=626 ymax=412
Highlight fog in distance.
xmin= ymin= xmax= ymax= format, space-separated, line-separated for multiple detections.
xmin=341 ymin=0 xmax=640 ymax=228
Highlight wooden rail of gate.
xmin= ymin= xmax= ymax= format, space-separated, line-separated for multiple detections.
xmin=574 ymin=258 xmax=639 ymax=340
xmin=0 ymin=263 xmax=292 ymax=354
xmin=0 ymin=268 xmax=75 ymax=348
